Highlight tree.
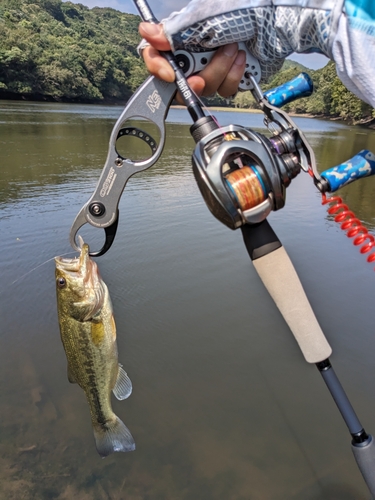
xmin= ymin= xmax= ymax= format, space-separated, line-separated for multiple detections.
xmin=0 ymin=0 xmax=148 ymax=102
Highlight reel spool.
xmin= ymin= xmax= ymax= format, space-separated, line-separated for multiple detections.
xmin=225 ymin=165 xmax=268 ymax=212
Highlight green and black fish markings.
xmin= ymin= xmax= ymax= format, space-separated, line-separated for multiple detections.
xmin=55 ymin=242 xmax=135 ymax=457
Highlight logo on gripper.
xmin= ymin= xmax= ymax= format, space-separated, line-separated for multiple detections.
xmin=146 ymin=90 xmax=162 ymax=113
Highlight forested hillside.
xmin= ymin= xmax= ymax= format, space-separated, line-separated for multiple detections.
xmin=0 ymin=0 xmax=148 ymax=101
xmin=233 ymin=60 xmax=374 ymax=125
xmin=0 ymin=0 xmax=373 ymax=124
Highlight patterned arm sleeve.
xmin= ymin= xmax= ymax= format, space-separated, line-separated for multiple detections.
xmin=160 ymin=0 xmax=375 ymax=107
xmin=163 ymin=1 xmax=339 ymax=82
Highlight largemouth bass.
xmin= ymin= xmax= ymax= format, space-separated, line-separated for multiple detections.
xmin=55 ymin=242 xmax=135 ymax=457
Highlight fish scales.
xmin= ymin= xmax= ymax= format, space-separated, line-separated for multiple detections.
xmin=64 ymin=317 xmax=114 ymax=425
xmin=55 ymin=243 xmax=135 ymax=457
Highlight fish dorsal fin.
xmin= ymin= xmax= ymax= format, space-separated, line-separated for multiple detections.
xmin=113 ymin=365 xmax=132 ymax=400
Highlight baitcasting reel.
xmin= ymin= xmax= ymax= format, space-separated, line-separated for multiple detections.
xmin=190 ymin=73 xmax=317 ymax=230
xmin=191 ymin=122 xmax=301 ymax=230
xmin=190 ymin=72 xmax=375 ymax=234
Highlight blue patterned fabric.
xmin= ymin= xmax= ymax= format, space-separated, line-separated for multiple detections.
xmin=345 ymin=0 xmax=375 ymax=21
xmin=321 ymin=150 xmax=375 ymax=192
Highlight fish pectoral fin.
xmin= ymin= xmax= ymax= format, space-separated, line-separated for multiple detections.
xmin=93 ymin=416 xmax=135 ymax=457
xmin=112 ymin=365 xmax=132 ymax=400
xmin=71 ymin=299 xmax=97 ymax=322
xmin=67 ymin=363 xmax=77 ymax=384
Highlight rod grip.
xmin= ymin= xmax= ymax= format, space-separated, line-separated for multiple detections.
xmin=352 ymin=436 xmax=375 ymax=497
xmin=252 ymin=246 xmax=332 ymax=363
xmin=321 ymin=150 xmax=375 ymax=192
xmin=264 ymin=72 xmax=313 ymax=108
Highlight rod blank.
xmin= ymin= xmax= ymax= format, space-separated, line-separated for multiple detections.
xmin=352 ymin=437 xmax=375 ymax=495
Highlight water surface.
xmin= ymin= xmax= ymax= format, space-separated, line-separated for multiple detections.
xmin=1 ymin=101 xmax=375 ymax=499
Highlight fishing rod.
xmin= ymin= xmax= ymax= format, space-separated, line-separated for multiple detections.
xmin=190 ymin=71 xmax=375 ymax=495
xmin=69 ymin=0 xmax=375 ymax=494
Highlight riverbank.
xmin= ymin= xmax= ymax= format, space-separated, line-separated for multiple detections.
xmin=1 ymin=97 xmax=373 ymax=128
xmin=171 ymin=105 xmax=375 ymax=128
xmin=172 ymin=105 xmax=327 ymax=121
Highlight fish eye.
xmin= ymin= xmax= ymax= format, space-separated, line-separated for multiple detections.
xmin=57 ymin=277 xmax=66 ymax=288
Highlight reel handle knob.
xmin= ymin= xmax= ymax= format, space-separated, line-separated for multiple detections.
xmin=264 ymin=72 xmax=313 ymax=108
xmin=321 ymin=150 xmax=375 ymax=192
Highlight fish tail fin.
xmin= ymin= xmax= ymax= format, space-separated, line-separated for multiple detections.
xmin=93 ymin=416 xmax=135 ymax=457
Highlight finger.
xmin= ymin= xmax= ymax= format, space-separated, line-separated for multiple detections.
xmin=139 ymin=22 xmax=171 ymax=52
xmin=217 ymin=51 xmax=246 ymax=98
xmin=198 ymin=43 xmax=240 ymax=96
xmin=143 ymin=45 xmax=175 ymax=82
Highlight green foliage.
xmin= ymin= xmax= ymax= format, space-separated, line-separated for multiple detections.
xmin=232 ymin=60 xmax=374 ymax=124
xmin=0 ymin=0 xmax=373 ymax=123
xmin=330 ymin=74 xmax=373 ymax=121
xmin=0 ymin=0 xmax=148 ymax=101
xmin=307 ymin=62 xmax=373 ymax=122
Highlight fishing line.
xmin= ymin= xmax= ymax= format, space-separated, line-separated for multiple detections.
xmin=191 ymin=88 xmax=226 ymax=135
xmin=255 ymin=360 xmax=325 ymax=494
xmin=10 ymin=251 xmax=78 ymax=286
xmin=226 ymin=166 xmax=267 ymax=211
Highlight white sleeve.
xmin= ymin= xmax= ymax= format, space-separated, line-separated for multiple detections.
xmin=332 ymin=8 xmax=375 ymax=107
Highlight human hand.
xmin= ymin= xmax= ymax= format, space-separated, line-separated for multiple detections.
xmin=139 ymin=22 xmax=246 ymax=102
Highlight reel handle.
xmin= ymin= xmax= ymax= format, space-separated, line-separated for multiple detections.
xmin=321 ymin=150 xmax=375 ymax=192
xmin=264 ymin=72 xmax=313 ymax=108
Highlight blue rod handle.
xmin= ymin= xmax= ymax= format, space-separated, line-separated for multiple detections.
xmin=264 ymin=72 xmax=313 ymax=108
xmin=321 ymin=150 xmax=375 ymax=192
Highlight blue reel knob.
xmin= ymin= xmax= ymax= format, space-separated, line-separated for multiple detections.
xmin=264 ymin=72 xmax=313 ymax=108
xmin=321 ymin=150 xmax=375 ymax=192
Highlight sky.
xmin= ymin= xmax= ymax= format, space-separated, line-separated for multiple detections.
xmin=68 ymin=0 xmax=329 ymax=70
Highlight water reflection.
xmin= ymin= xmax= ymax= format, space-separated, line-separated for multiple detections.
xmin=1 ymin=102 xmax=375 ymax=499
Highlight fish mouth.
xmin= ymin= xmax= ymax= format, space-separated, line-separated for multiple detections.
xmin=55 ymin=241 xmax=105 ymax=320
xmin=55 ymin=243 xmax=97 ymax=282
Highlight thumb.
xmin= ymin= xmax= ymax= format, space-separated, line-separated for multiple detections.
xmin=139 ymin=23 xmax=171 ymax=51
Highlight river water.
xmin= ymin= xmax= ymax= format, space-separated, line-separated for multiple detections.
xmin=1 ymin=101 xmax=375 ymax=499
